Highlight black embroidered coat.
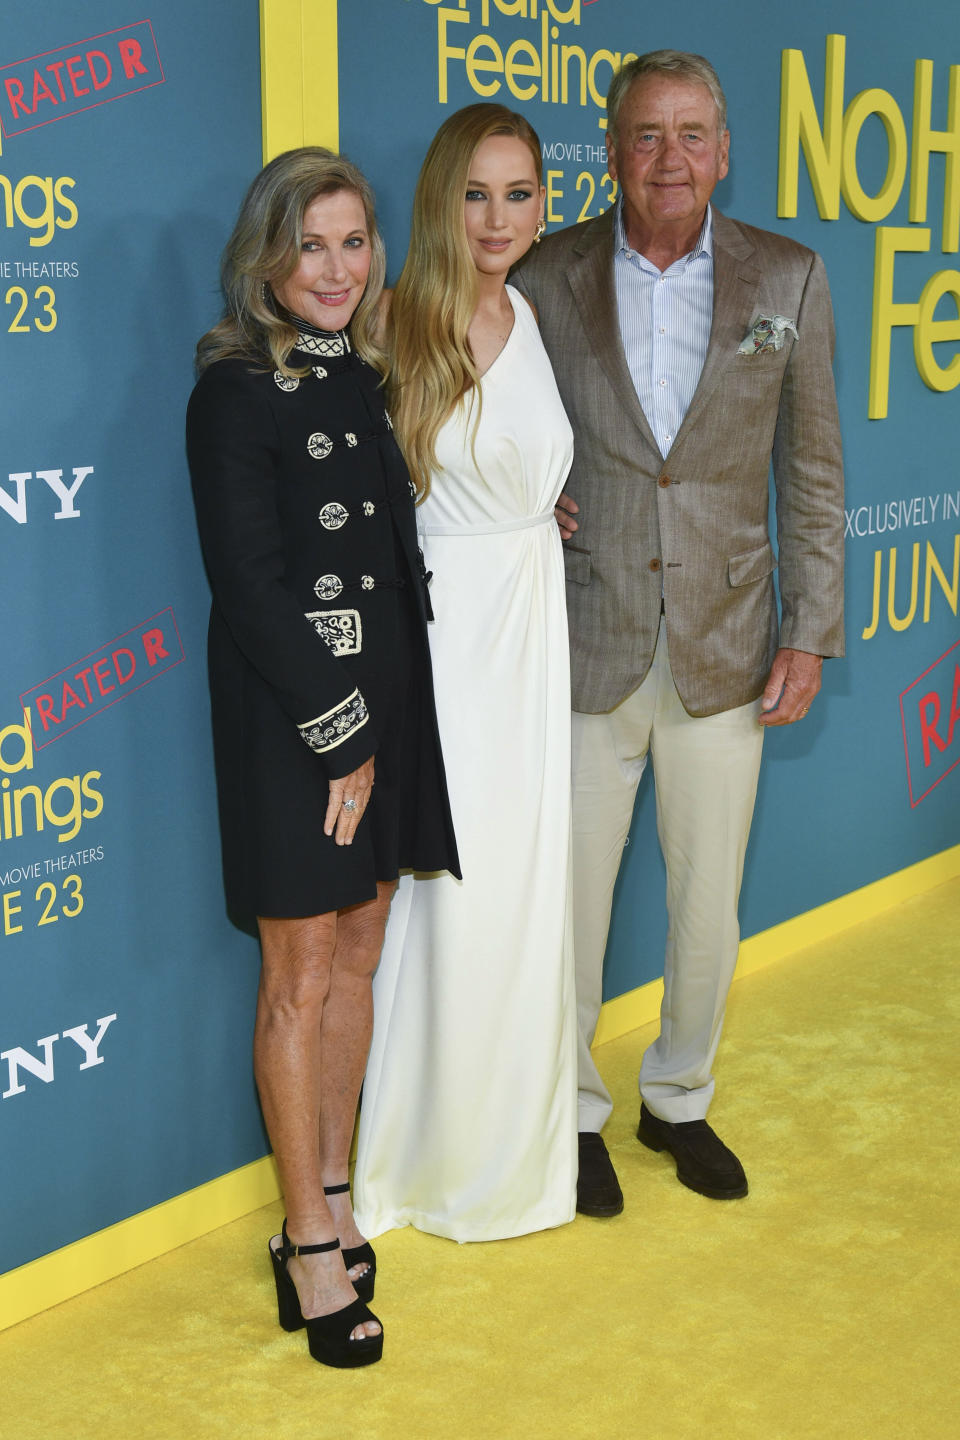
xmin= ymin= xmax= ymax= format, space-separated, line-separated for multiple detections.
xmin=186 ymin=329 xmax=459 ymax=920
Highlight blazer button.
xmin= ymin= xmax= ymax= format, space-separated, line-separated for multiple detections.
xmin=649 ymin=558 xmax=661 ymax=572
xmin=658 ymin=474 xmax=671 ymax=488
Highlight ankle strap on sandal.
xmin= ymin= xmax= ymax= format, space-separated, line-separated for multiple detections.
xmin=279 ymin=1219 xmax=341 ymax=1260
xmin=323 ymin=1182 xmax=351 ymax=1196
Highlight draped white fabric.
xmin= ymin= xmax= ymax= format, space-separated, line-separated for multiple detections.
xmin=354 ymin=288 xmax=578 ymax=1241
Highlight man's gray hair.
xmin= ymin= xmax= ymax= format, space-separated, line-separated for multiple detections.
xmin=606 ymin=50 xmax=728 ymax=140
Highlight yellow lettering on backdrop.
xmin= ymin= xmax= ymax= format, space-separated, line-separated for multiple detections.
xmin=54 ymin=178 xmax=78 ymax=232
xmin=587 ymin=49 xmax=619 ymax=111
xmin=0 ymin=711 xmax=34 ymax=774
xmin=869 ymin=226 xmax=931 ymax=419
xmin=924 ymin=535 xmax=960 ymax=622
xmin=437 ymin=8 xmax=470 ymax=105
xmin=466 ymin=32 xmax=504 ymax=96
xmin=546 ymin=169 xmax=563 ymax=224
xmin=561 ymin=45 xmax=586 ymax=106
xmin=840 ymin=88 xmax=908 ymax=223
xmin=909 ymin=60 xmax=960 ymax=253
xmin=778 ymin=34 xmax=845 ymax=219
xmin=914 ymin=267 xmax=960 ymax=390
xmin=888 ymin=543 xmax=921 ymax=632
xmin=3 ymin=891 xmax=23 ymax=936
xmin=862 ymin=550 xmax=883 ymax=640
xmin=505 ymin=38 xmax=540 ymax=101
xmin=780 ymin=35 xmax=960 ymax=416
xmin=433 ymin=1 xmax=619 ymax=123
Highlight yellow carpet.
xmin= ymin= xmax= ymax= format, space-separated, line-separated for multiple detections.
xmin=2 ymin=880 xmax=958 ymax=1440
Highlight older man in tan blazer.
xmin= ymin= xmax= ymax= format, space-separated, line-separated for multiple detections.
xmin=515 ymin=50 xmax=844 ymax=1214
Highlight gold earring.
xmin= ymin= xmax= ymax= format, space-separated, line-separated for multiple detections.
xmin=534 ymin=218 xmax=546 ymax=244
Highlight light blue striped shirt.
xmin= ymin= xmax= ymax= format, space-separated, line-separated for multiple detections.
xmin=613 ymin=200 xmax=714 ymax=459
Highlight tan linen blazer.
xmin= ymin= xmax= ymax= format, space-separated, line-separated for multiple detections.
xmin=514 ymin=206 xmax=845 ymax=717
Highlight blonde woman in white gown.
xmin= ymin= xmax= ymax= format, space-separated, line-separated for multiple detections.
xmin=354 ymin=104 xmax=577 ymax=1242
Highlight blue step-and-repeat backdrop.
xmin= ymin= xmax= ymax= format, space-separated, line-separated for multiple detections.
xmin=2 ymin=0 xmax=958 ymax=1279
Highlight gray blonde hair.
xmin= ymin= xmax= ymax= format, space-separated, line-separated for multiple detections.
xmin=196 ymin=147 xmax=387 ymax=376
xmin=607 ymin=50 xmax=728 ymax=141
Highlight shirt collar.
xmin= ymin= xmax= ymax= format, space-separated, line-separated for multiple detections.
xmin=614 ymin=197 xmax=714 ymax=267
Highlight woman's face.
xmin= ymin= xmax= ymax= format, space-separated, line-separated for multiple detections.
xmin=271 ymin=189 xmax=372 ymax=331
xmin=463 ymin=135 xmax=544 ymax=278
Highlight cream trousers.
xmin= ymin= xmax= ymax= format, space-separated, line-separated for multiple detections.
xmin=572 ymin=621 xmax=764 ymax=1128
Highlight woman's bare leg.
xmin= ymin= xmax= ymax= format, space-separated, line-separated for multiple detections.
xmin=317 ymin=881 xmax=395 ymax=1266
xmin=254 ymin=910 xmax=380 ymax=1339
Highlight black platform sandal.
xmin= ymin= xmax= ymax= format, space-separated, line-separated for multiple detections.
xmin=324 ymin=1182 xmax=377 ymax=1302
xmin=269 ymin=1222 xmax=383 ymax=1368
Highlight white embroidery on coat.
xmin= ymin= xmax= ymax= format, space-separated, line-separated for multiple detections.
xmin=274 ymin=372 xmax=300 ymax=392
xmin=298 ymin=688 xmax=369 ymax=754
xmin=304 ymin=608 xmax=363 ymax=657
xmin=295 ymin=330 xmax=350 ymax=357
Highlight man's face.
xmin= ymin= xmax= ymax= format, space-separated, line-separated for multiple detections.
xmin=607 ymin=74 xmax=729 ymax=237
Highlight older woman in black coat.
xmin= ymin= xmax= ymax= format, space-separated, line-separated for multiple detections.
xmin=187 ymin=148 xmax=458 ymax=1368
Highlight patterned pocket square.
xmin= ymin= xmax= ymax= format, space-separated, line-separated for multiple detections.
xmin=738 ymin=314 xmax=799 ymax=355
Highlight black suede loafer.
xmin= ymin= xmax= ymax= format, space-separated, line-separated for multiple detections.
xmin=637 ymin=1103 xmax=748 ymax=1200
xmin=576 ymin=1131 xmax=624 ymax=1217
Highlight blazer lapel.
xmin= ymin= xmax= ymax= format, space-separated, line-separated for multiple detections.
xmin=673 ymin=208 xmax=761 ymax=443
xmin=566 ymin=215 xmax=660 ymax=456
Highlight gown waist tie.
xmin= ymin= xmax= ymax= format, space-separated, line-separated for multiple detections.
xmin=419 ymin=509 xmax=556 ymax=538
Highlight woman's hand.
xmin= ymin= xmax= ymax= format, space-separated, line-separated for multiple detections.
xmin=325 ymin=757 xmax=375 ymax=845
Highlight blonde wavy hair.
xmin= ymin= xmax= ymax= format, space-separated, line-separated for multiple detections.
xmin=196 ymin=147 xmax=387 ymax=376
xmin=388 ymin=104 xmax=543 ymax=498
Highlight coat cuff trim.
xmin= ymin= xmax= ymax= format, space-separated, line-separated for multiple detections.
xmin=298 ymin=688 xmax=369 ymax=754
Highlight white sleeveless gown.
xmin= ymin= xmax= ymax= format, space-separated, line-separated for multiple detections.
xmin=353 ymin=287 xmax=577 ymax=1241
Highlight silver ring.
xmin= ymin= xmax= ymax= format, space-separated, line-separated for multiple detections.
xmin=342 ymin=798 xmax=357 ymax=813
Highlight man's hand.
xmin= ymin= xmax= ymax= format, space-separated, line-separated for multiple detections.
xmin=758 ymin=649 xmax=823 ymax=726
xmin=554 ymin=491 xmax=579 ymax=541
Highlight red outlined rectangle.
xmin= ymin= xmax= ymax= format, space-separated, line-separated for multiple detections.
xmin=19 ymin=607 xmax=185 ymax=748
xmin=0 ymin=20 xmax=164 ymax=139
xmin=899 ymin=637 xmax=960 ymax=807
